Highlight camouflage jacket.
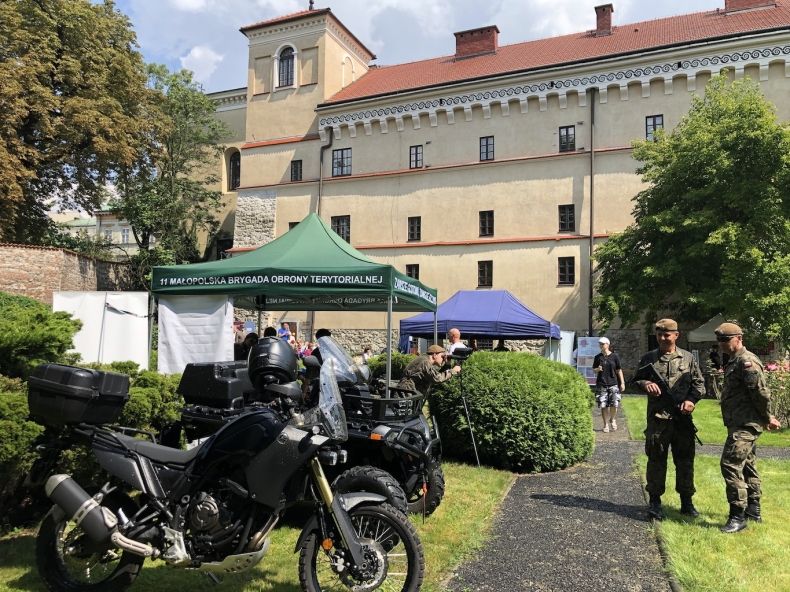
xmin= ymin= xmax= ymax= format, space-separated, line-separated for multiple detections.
xmin=634 ymin=347 xmax=705 ymax=418
xmin=720 ymin=346 xmax=772 ymax=430
xmin=398 ymin=355 xmax=454 ymax=396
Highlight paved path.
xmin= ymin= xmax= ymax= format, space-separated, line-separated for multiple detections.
xmin=448 ymin=408 xmax=672 ymax=592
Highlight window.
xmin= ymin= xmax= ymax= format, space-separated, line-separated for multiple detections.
xmin=479 ymin=136 xmax=494 ymax=161
xmin=121 ymin=228 xmax=130 ymax=244
xmin=406 ymin=264 xmax=420 ymax=279
xmin=559 ymin=125 xmax=575 ymax=152
xmin=288 ymin=221 xmax=299 ymax=231
xmin=558 ymin=257 xmax=575 ymax=285
xmin=407 ymin=216 xmax=421 ymax=242
xmin=290 ymin=160 xmax=302 ymax=182
xmin=479 ymin=210 xmax=494 ymax=237
xmin=278 ymin=47 xmax=294 ymax=87
xmin=332 ymin=148 xmax=352 ymax=177
xmin=477 ymin=260 xmax=493 ymax=288
xmin=216 ymin=237 xmax=233 ymax=259
xmin=409 ymin=145 xmax=423 ymax=169
xmin=646 ymin=114 xmax=664 ymax=141
xmin=229 ymin=151 xmax=241 ymax=190
xmin=103 ymin=229 xmax=113 ymax=242
xmin=331 ymin=215 xmax=350 ymax=242
xmin=558 ymin=204 xmax=575 ymax=232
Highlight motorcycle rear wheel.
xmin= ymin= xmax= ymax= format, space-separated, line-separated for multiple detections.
xmin=35 ymin=492 xmax=144 ymax=592
xmin=298 ymin=502 xmax=424 ymax=592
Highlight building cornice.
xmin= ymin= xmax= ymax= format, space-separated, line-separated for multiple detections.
xmin=317 ymin=37 xmax=790 ymax=140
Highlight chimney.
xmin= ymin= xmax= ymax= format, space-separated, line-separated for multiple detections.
xmin=454 ymin=26 xmax=499 ymax=59
xmin=595 ymin=4 xmax=614 ymax=36
xmin=724 ymin=0 xmax=775 ymax=11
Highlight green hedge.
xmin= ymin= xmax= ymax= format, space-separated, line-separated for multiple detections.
xmin=431 ymin=352 xmax=594 ymax=472
xmin=366 ymin=352 xmax=416 ymax=380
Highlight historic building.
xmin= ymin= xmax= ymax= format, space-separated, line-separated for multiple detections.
xmin=209 ymin=0 xmax=790 ymax=347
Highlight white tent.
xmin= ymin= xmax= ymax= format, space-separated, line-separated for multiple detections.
xmin=688 ymin=314 xmax=726 ymax=343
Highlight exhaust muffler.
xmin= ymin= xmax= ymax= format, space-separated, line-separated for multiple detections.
xmin=45 ymin=474 xmax=157 ymax=558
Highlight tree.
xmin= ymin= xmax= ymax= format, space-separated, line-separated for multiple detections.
xmin=594 ymin=75 xmax=790 ymax=343
xmin=113 ymin=65 xmax=228 ymax=287
xmin=0 ymin=0 xmax=153 ymax=243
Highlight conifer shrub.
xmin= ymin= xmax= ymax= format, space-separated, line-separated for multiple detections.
xmin=0 ymin=291 xmax=82 ymax=378
xmin=431 ymin=352 xmax=593 ymax=472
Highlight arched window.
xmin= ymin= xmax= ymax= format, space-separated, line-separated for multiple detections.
xmin=229 ymin=151 xmax=240 ymax=191
xmin=278 ymin=47 xmax=294 ymax=87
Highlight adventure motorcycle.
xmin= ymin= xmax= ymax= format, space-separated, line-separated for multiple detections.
xmin=27 ymin=337 xmax=424 ymax=592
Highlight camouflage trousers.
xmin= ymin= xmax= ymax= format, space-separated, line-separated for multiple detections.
xmin=644 ymin=415 xmax=696 ymax=497
xmin=720 ymin=426 xmax=762 ymax=509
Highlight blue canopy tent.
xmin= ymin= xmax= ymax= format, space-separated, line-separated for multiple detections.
xmin=400 ymin=290 xmax=561 ymax=341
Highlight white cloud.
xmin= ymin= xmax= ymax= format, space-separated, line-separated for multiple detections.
xmin=180 ymin=45 xmax=224 ymax=84
xmin=169 ymin=0 xmax=210 ymax=11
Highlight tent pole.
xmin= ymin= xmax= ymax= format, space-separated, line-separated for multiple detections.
xmin=433 ymin=312 xmax=438 ymax=346
xmin=386 ymin=296 xmax=393 ymax=397
xmin=147 ymin=293 xmax=155 ymax=372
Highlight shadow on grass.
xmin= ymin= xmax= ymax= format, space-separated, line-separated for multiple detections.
xmin=0 ymin=530 xmax=302 ymax=592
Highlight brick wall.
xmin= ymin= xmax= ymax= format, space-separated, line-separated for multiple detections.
xmin=0 ymin=244 xmax=134 ymax=304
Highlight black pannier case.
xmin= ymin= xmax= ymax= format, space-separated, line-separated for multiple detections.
xmin=177 ymin=361 xmax=254 ymax=408
xmin=28 ymin=364 xmax=130 ymax=426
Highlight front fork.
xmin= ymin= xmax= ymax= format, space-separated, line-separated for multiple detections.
xmin=309 ymin=458 xmax=366 ymax=567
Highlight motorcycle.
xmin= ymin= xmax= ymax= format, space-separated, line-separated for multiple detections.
xmin=27 ymin=336 xmax=425 ymax=592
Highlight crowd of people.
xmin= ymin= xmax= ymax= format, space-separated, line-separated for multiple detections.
xmin=233 ymin=321 xmax=319 ymax=361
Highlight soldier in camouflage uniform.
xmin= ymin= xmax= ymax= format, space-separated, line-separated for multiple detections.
xmin=634 ymin=319 xmax=705 ymax=520
xmin=398 ymin=344 xmax=461 ymax=395
xmin=715 ymin=322 xmax=782 ymax=533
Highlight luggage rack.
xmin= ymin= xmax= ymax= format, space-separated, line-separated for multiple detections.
xmin=341 ymin=381 xmax=424 ymax=422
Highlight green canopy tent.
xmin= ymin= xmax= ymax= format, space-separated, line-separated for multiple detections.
xmin=151 ymin=213 xmax=439 ymax=387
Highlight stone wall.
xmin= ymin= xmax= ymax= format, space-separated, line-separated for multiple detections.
xmin=234 ymin=191 xmax=277 ymax=248
xmin=0 ymin=244 xmax=134 ymax=305
xmin=601 ymin=328 xmax=643 ymax=379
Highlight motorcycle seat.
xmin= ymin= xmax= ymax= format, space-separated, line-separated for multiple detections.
xmin=113 ymin=433 xmax=205 ymax=465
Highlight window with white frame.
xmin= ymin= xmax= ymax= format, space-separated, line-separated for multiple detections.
xmin=121 ymin=228 xmax=130 ymax=244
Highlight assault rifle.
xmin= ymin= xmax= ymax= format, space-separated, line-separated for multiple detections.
xmin=637 ymin=363 xmax=703 ymax=446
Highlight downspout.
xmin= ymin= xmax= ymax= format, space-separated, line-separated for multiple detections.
xmin=310 ymin=127 xmax=334 ymax=336
xmin=317 ymin=126 xmax=333 ymax=216
xmin=588 ymin=87 xmax=596 ymax=336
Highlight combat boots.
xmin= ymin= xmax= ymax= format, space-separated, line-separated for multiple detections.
xmin=680 ymin=496 xmax=700 ymax=517
xmin=647 ymin=495 xmax=665 ymax=521
xmin=745 ymin=501 xmax=762 ymax=522
xmin=720 ymin=505 xmax=747 ymax=533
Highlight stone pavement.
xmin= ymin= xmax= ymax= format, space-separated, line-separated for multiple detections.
xmin=448 ymin=407 xmax=673 ymax=592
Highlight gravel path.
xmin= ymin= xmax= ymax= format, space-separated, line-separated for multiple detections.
xmin=448 ymin=407 xmax=673 ymax=592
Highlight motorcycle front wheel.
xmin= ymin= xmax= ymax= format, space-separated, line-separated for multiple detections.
xmin=298 ymin=502 xmax=424 ymax=592
xmin=35 ymin=492 xmax=144 ymax=592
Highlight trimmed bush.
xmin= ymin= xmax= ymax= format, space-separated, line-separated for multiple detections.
xmin=0 ymin=291 xmax=82 ymax=378
xmin=366 ymin=352 xmax=416 ymax=381
xmin=431 ymin=352 xmax=593 ymax=472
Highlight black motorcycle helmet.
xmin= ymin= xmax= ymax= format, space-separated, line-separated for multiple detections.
xmin=248 ymin=337 xmax=298 ymax=391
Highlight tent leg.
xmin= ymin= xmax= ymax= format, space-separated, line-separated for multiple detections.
xmin=433 ymin=312 xmax=438 ymax=347
xmin=257 ymin=309 xmax=262 ymax=334
xmin=386 ymin=296 xmax=393 ymax=397
xmin=147 ymin=294 xmax=155 ymax=372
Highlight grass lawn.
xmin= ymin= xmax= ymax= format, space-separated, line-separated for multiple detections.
xmin=621 ymin=396 xmax=790 ymax=447
xmin=0 ymin=461 xmax=514 ymax=592
xmin=635 ymin=454 xmax=790 ymax=592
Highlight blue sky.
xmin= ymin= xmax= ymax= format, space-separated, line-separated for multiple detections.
xmin=113 ymin=0 xmax=723 ymax=93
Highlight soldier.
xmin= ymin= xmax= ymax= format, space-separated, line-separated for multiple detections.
xmin=398 ymin=344 xmax=461 ymax=395
xmin=715 ymin=322 xmax=782 ymax=533
xmin=634 ymin=319 xmax=705 ymax=520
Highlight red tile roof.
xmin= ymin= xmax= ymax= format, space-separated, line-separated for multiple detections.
xmin=323 ymin=1 xmax=790 ymax=105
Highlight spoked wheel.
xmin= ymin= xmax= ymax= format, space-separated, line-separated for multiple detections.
xmin=405 ymin=461 xmax=445 ymax=516
xmin=35 ymin=492 xmax=144 ymax=592
xmin=298 ymin=502 xmax=424 ymax=592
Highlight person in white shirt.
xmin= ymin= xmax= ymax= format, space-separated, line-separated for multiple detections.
xmin=447 ymin=327 xmax=464 ymax=354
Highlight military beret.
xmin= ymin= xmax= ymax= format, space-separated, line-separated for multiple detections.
xmin=714 ymin=322 xmax=743 ymax=337
xmin=427 ymin=345 xmax=445 ymax=354
xmin=654 ymin=318 xmax=678 ymax=332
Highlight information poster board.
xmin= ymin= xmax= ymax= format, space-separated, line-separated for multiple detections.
xmin=576 ymin=336 xmax=600 ymax=385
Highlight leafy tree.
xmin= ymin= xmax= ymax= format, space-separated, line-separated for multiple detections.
xmin=113 ymin=65 xmax=228 ymax=287
xmin=594 ymin=76 xmax=790 ymax=343
xmin=0 ymin=0 xmax=153 ymax=243
xmin=0 ymin=292 xmax=82 ymax=378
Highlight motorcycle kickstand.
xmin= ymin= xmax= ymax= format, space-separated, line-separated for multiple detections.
xmin=204 ymin=572 xmax=222 ymax=585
